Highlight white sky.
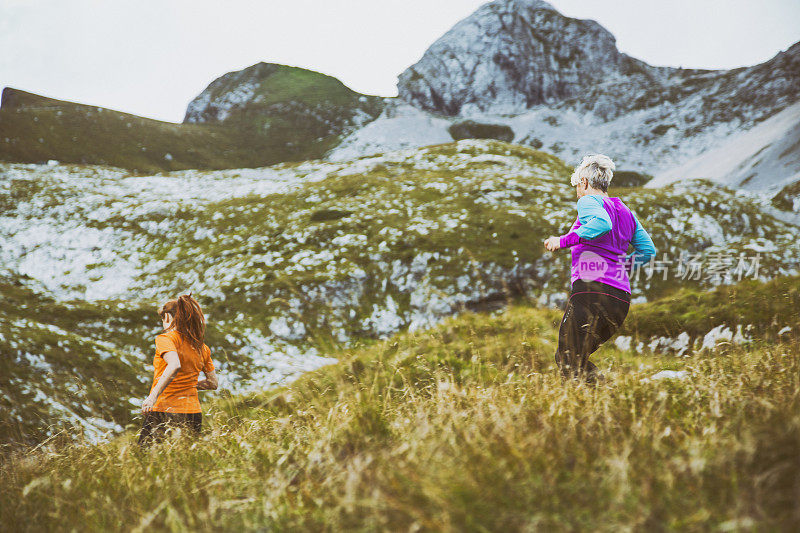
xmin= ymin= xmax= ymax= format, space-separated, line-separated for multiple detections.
xmin=1 ymin=0 xmax=798 ymax=123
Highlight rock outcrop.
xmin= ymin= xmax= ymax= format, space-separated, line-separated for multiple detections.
xmin=397 ymin=0 xmax=800 ymax=128
xmin=398 ymin=0 xmax=657 ymax=116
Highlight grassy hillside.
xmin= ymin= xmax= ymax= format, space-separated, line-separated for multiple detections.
xmin=2 ymin=140 xmax=800 ymax=445
xmin=621 ymin=273 xmax=800 ymax=342
xmin=2 ymin=281 xmax=798 ymax=530
xmin=0 ymin=70 xmax=382 ymax=172
xmin=0 ymin=88 xmax=262 ymax=172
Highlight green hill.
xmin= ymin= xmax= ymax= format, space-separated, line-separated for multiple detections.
xmin=0 ymin=65 xmax=384 ymax=172
xmin=1 ymin=274 xmax=798 ymax=530
xmin=0 ymin=88 xmax=264 ymax=172
xmin=184 ymin=63 xmax=385 ymax=149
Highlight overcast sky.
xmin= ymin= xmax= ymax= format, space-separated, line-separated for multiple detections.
xmin=1 ymin=0 xmax=798 ymax=123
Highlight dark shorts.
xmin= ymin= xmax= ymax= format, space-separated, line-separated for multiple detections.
xmin=555 ymin=279 xmax=631 ymax=381
xmin=137 ymin=411 xmax=202 ymax=447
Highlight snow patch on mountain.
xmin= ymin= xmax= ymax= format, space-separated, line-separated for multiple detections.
xmin=219 ymin=328 xmax=338 ymax=393
xmin=206 ymin=81 xmax=258 ymax=122
xmin=330 ymin=97 xmax=747 ymax=173
xmin=327 ymin=102 xmax=452 ymax=161
xmin=649 ymin=101 xmax=800 ymax=193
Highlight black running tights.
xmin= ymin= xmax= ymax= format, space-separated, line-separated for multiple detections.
xmin=138 ymin=411 xmax=202 ymax=447
xmin=555 ymin=279 xmax=631 ymax=381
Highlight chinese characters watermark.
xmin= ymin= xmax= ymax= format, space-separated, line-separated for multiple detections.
xmin=574 ymin=251 xmax=762 ymax=283
xmin=627 ymin=251 xmax=760 ymax=283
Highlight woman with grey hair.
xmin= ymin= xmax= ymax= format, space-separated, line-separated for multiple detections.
xmin=543 ymin=154 xmax=656 ymax=383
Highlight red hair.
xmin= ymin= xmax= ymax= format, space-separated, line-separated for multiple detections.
xmin=158 ymin=293 xmax=206 ymax=355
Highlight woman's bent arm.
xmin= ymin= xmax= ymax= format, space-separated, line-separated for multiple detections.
xmin=559 ymin=195 xmax=612 ymax=247
xmin=197 ymin=370 xmax=218 ymax=391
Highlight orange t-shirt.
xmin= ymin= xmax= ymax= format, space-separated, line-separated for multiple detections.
xmin=150 ymin=330 xmax=214 ymax=414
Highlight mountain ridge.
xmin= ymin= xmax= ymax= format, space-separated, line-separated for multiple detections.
xmin=397 ymin=0 xmax=800 ymax=122
xmin=1 ymin=0 xmax=798 ymax=190
xmin=332 ymin=0 xmax=800 ymax=191
xmin=0 ymin=87 xmax=266 ymax=172
xmin=0 ymin=63 xmax=385 ymax=172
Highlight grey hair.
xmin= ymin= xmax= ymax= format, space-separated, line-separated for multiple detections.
xmin=570 ymin=154 xmax=616 ymax=191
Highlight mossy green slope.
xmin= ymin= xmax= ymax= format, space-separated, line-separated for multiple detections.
xmin=125 ymin=141 xmax=800 ymax=338
xmin=0 ymin=88 xmax=266 ymax=172
xmin=0 ymin=278 xmax=147 ymax=444
xmin=2 ymin=279 xmax=798 ymax=530
xmin=186 ymin=63 xmax=383 ymax=124
xmin=0 ymin=64 xmax=384 ymax=172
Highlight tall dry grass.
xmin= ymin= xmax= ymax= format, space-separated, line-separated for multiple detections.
xmin=2 ymin=304 xmax=798 ymax=531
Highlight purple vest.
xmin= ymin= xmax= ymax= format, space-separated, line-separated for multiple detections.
xmin=569 ymin=197 xmax=637 ymax=293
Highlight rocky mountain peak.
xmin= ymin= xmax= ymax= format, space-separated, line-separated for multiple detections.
xmin=397 ymin=0 xmax=634 ymax=116
xmin=507 ymin=0 xmax=557 ymax=12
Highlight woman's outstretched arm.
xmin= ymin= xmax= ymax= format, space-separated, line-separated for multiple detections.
xmin=142 ymin=351 xmax=181 ymax=412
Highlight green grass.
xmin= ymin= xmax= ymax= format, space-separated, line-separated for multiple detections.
xmin=2 ymin=289 xmax=798 ymax=530
xmin=621 ymin=274 xmax=800 ymax=342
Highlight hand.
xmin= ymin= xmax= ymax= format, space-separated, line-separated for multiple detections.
xmin=544 ymin=236 xmax=561 ymax=252
xmin=141 ymin=395 xmax=156 ymax=413
xmin=197 ymin=379 xmax=210 ymax=390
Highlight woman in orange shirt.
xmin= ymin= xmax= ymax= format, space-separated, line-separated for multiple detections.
xmin=138 ymin=294 xmax=218 ymax=446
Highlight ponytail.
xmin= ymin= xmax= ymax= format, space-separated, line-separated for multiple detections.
xmin=160 ymin=293 xmax=206 ymax=355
